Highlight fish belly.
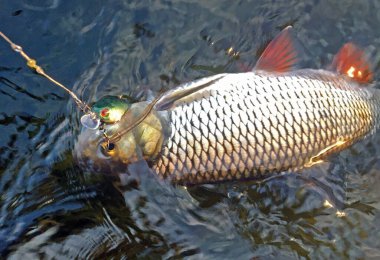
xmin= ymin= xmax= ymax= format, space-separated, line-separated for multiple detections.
xmin=153 ymin=71 xmax=378 ymax=184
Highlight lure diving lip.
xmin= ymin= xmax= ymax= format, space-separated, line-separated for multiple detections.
xmin=75 ymin=26 xmax=380 ymax=185
xmin=80 ymin=114 xmax=100 ymax=130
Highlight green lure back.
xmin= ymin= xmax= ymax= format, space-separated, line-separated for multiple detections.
xmin=92 ymin=96 xmax=131 ymax=124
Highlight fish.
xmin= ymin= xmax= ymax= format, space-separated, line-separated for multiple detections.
xmin=75 ymin=26 xmax=380 ymax=185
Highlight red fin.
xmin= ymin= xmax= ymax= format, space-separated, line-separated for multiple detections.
xmin=331 ymin=43 xmax=373 ymax=83
xmin=254 ymin=26 xmax=299 ymax=72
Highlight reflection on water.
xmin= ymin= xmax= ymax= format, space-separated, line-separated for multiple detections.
xmin=1 ymin=0 xmax=380 ymax=258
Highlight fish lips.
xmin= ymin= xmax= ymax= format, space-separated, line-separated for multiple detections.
xmin=74 ymin=127 xmax=123 ymax=174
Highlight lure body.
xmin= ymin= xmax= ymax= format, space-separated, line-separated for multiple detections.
xmin=152 ymin=70 xmax=380 ymax=184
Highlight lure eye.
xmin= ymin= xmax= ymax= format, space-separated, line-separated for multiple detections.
xmin=100 ymin=108 xmax=110 ymax=118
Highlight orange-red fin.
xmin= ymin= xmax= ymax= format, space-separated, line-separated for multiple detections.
xmin=331 ymin=43 xmax=373 ymax=84
xmin=254 ymin=26 xmax=299 ymax=72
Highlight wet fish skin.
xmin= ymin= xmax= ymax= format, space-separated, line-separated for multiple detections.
xmin=152 ymin=69 xmax=380 ymax=184
xmin=74 ymin=28 xmax=379 ymax=185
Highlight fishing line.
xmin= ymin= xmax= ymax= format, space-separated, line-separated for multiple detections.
xmin=0 ymin=31 xmax=164 ymax=150
xmin=0 ymin=31 xmax=97 ymax=118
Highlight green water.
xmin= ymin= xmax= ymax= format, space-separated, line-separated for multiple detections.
xmin=1 ymin=0 xmax=380 ymax=259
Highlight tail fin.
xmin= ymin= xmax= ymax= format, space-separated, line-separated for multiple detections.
xmin=331 ymin=43 xmax=373 ymax=84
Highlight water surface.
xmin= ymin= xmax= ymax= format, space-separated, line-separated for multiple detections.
xmin=1 ymin=0 xmax=380 ymax=259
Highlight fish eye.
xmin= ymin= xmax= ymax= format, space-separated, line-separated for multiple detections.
xmin=98 ymin=141 xmax=116 ymax=158
xmin=107 ymin=143 xmax=115 ymax=151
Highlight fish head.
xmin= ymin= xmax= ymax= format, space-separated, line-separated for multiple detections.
xmin=75 ymin=97 xmax=166 ymax=173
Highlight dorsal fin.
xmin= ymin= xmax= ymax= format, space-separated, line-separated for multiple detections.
xmin=331 ymin=43 xmax=373 ymax=83
xmin=155 ymin=75 xmax=225 ymax=110
xmin=254 ymin=26 xmax=299 ymax=72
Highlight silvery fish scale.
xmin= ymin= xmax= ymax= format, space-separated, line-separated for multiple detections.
xmin=152 ymin=70 xmax=380 ymax=184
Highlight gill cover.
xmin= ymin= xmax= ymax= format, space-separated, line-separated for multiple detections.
xmin=75 ymin=101 xmax=169 ymax=173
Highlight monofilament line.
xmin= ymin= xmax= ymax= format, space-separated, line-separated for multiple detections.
xmin=0 ymin=31 xmax=96 ymax=118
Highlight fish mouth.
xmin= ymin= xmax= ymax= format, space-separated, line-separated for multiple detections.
xmin=74 ymin=121 xmax=137 ymax=174
xmin=74 ymin=128 xmax=115 ymax=173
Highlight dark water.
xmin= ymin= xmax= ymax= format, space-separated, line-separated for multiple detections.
xmin=1 ymin=0 xmax=380 ymax=259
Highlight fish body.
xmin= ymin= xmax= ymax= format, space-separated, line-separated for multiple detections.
xmin=152 ymin=70 xmax=379 ymax=184
xmin=75 ymin=27 xmax=379 ymax=185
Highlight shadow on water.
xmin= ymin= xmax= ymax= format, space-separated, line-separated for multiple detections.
xmin=1 ymin=0 xmax=380 ymax=259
